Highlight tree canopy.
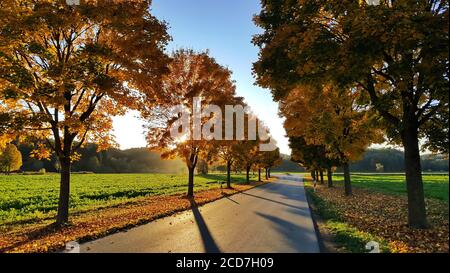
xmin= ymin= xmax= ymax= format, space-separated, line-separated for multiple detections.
xmin=253 ymin=0 xmax=449 ymax=228
xmin=145 ymin=49 xmax=243 ymax=196
xmin=0 ymin=0 xmax=171 ymax=224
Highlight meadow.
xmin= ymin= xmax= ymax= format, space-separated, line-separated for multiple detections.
xmin=331 ymin=173 xmax=449 ymax=202
xmin=0 ymin=173 xmax=255 ymax=226
xmin=276 ymin=172 xmax=449 ymax=202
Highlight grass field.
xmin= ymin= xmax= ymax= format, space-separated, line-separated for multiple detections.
xmin=0 ymin=173 xmax=255 ymax=226
xmin=332 ymin=173 xmax=449 ymax=202
xmin=281 ymin=171 xmax=449 ymax=201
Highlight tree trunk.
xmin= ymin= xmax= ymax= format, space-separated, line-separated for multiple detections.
xmin=226 ymin=160 xmax=232 ymax=188
xmin=311 ymin=170 xmax=316 ymax=180
xmin=187 ymin=167 xmax=194 ymax=197
xmin=268 ymin=168 xmax=271 ymax=178
xmin=265 ymin=168 xmax=268 ymax=180
xmin=319 ymin=170 xmax=324 ymax=184
xmin=402 ymin=122 xmax=427 ymax=228
xmin=246 ymin=165 xmax=250 ymax=183
xmin=258 ymin=168 xmax=261 ymax=182
xmin=343 ymin=162 xmax=352 ymax=196
xmin=56 ymin=156 xmax=71 ymax=225
xmin=327 ymin=167 xmax=333 ymax=188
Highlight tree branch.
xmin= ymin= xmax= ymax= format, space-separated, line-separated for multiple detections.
xmin=418 ymin=102 xmax=443 ymax=126
xmin=73 ymin=126 xmax=90 ymax=151
xmin=362 ymin=74 xmax=400 ymax=126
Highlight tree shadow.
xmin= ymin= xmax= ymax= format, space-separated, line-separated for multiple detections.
xmin=261 ymin=180 xmax=308 ymax=202
xmin=224 ymin=196 xmax=239 ymax=205
xmin=199 ymin=173 xmax=250 ymax=185
xmin=255 ymin=212 xmax=319 ymax=253
xmin=240 ymin=191 xmax=307 ymax=212
xmin=189 ymin=198 xmax=221 ymax=253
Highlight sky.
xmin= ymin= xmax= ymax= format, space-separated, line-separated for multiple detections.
xmin=112 ymin=0 xmax=291 ymax=154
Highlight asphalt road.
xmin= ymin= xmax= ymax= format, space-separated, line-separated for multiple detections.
xmin=80 ymin=175 xmax=320 ymax=253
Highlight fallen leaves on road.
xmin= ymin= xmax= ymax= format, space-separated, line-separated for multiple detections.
xmin=0 ymin=182 xmax=267 ymax=253
xmin=308 ymin=183 xmax=449 ymax=253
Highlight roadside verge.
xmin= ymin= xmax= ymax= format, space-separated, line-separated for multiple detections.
xmin=304 ymin=177 xmax=449 ymax=253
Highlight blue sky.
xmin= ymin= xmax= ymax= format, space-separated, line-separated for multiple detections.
xmin=113 ymin=0 xmax=290 ymax=154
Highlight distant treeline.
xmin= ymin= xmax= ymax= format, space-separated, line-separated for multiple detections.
xmin=347 ymin=148 xmax=448 ymax=172
xmin=17 ymin=144 xmax=448 ymax=173
xmin=276 ymin=149 xmax=448 ymax=173
xmin=19 ymin=144 xmax=186 ymax=174
xmin=272 ymin=154 xmax=305 ymax=172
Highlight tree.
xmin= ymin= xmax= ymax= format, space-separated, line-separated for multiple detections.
xmin=0 ymin=0 xmax=170 ymax=225
xmin=270 ymin=153 xmax=306 ymax=173
xmin=209 ymin=102 xmax=243 ymax=189
xmin=145 ymin=49 xmax=237 ymax=197
xmin=212 ymin=142 xmax=239 ymax=188
xmin=253 ymin=0 xmax=448 ymax=228
xmin=253 ymin=151 xmax=266 ymax=182
xmin=289 ymin=136 xmax=338 ymax=188
xmin=234 ymin=140 xmax=259 ymax=184
xmin=209 ymin=105 xmax=262 ymax=187
xmin=196 ymin=159 xmax=209 ymax=175
xmin=281 ymin=84 xmax=383 ymax=195
xmin=0 ymin=143 xmax=22 ymax=174
xmin=0 ymin=104 xmax=21 ymax=152
xmin=260 ymin=148 xmax=281 ymax=179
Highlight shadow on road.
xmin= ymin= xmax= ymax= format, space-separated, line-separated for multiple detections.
xmin=189 ymin=199 xmax=221 ymax=253
xmin=224 ymin=196 xmax=240 ymax=205
xmin=263 ymin=180 xmax=307 ymax=202
xmin=255 ymin=212 xmax=319 ymax=252
xmin=240 ymin=191 xmax=307 ymax=212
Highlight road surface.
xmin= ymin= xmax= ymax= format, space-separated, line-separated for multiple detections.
xmin=80 ymin=175 xmax=320 ymax=253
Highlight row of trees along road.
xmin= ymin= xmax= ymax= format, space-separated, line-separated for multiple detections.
xmin=144 ymin=49 xmax=281 ymax=197
xmin=282 ymin=84 xmax=384 ymax=195
xmin=253 ymin=0 xmax=448 ymax=228
xmin=0 ymin=1 xmax=281 ymax=225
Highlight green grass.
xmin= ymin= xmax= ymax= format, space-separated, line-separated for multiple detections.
xmin=0 ymin=173 xmax=255 ymax=226
xmin=332 ymin=173 xmax=449 ymax=202
xmin=325 ymin=221 xmax=390 ymax=253
xmin=306 ymin=187 xmax=390 ymax=253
